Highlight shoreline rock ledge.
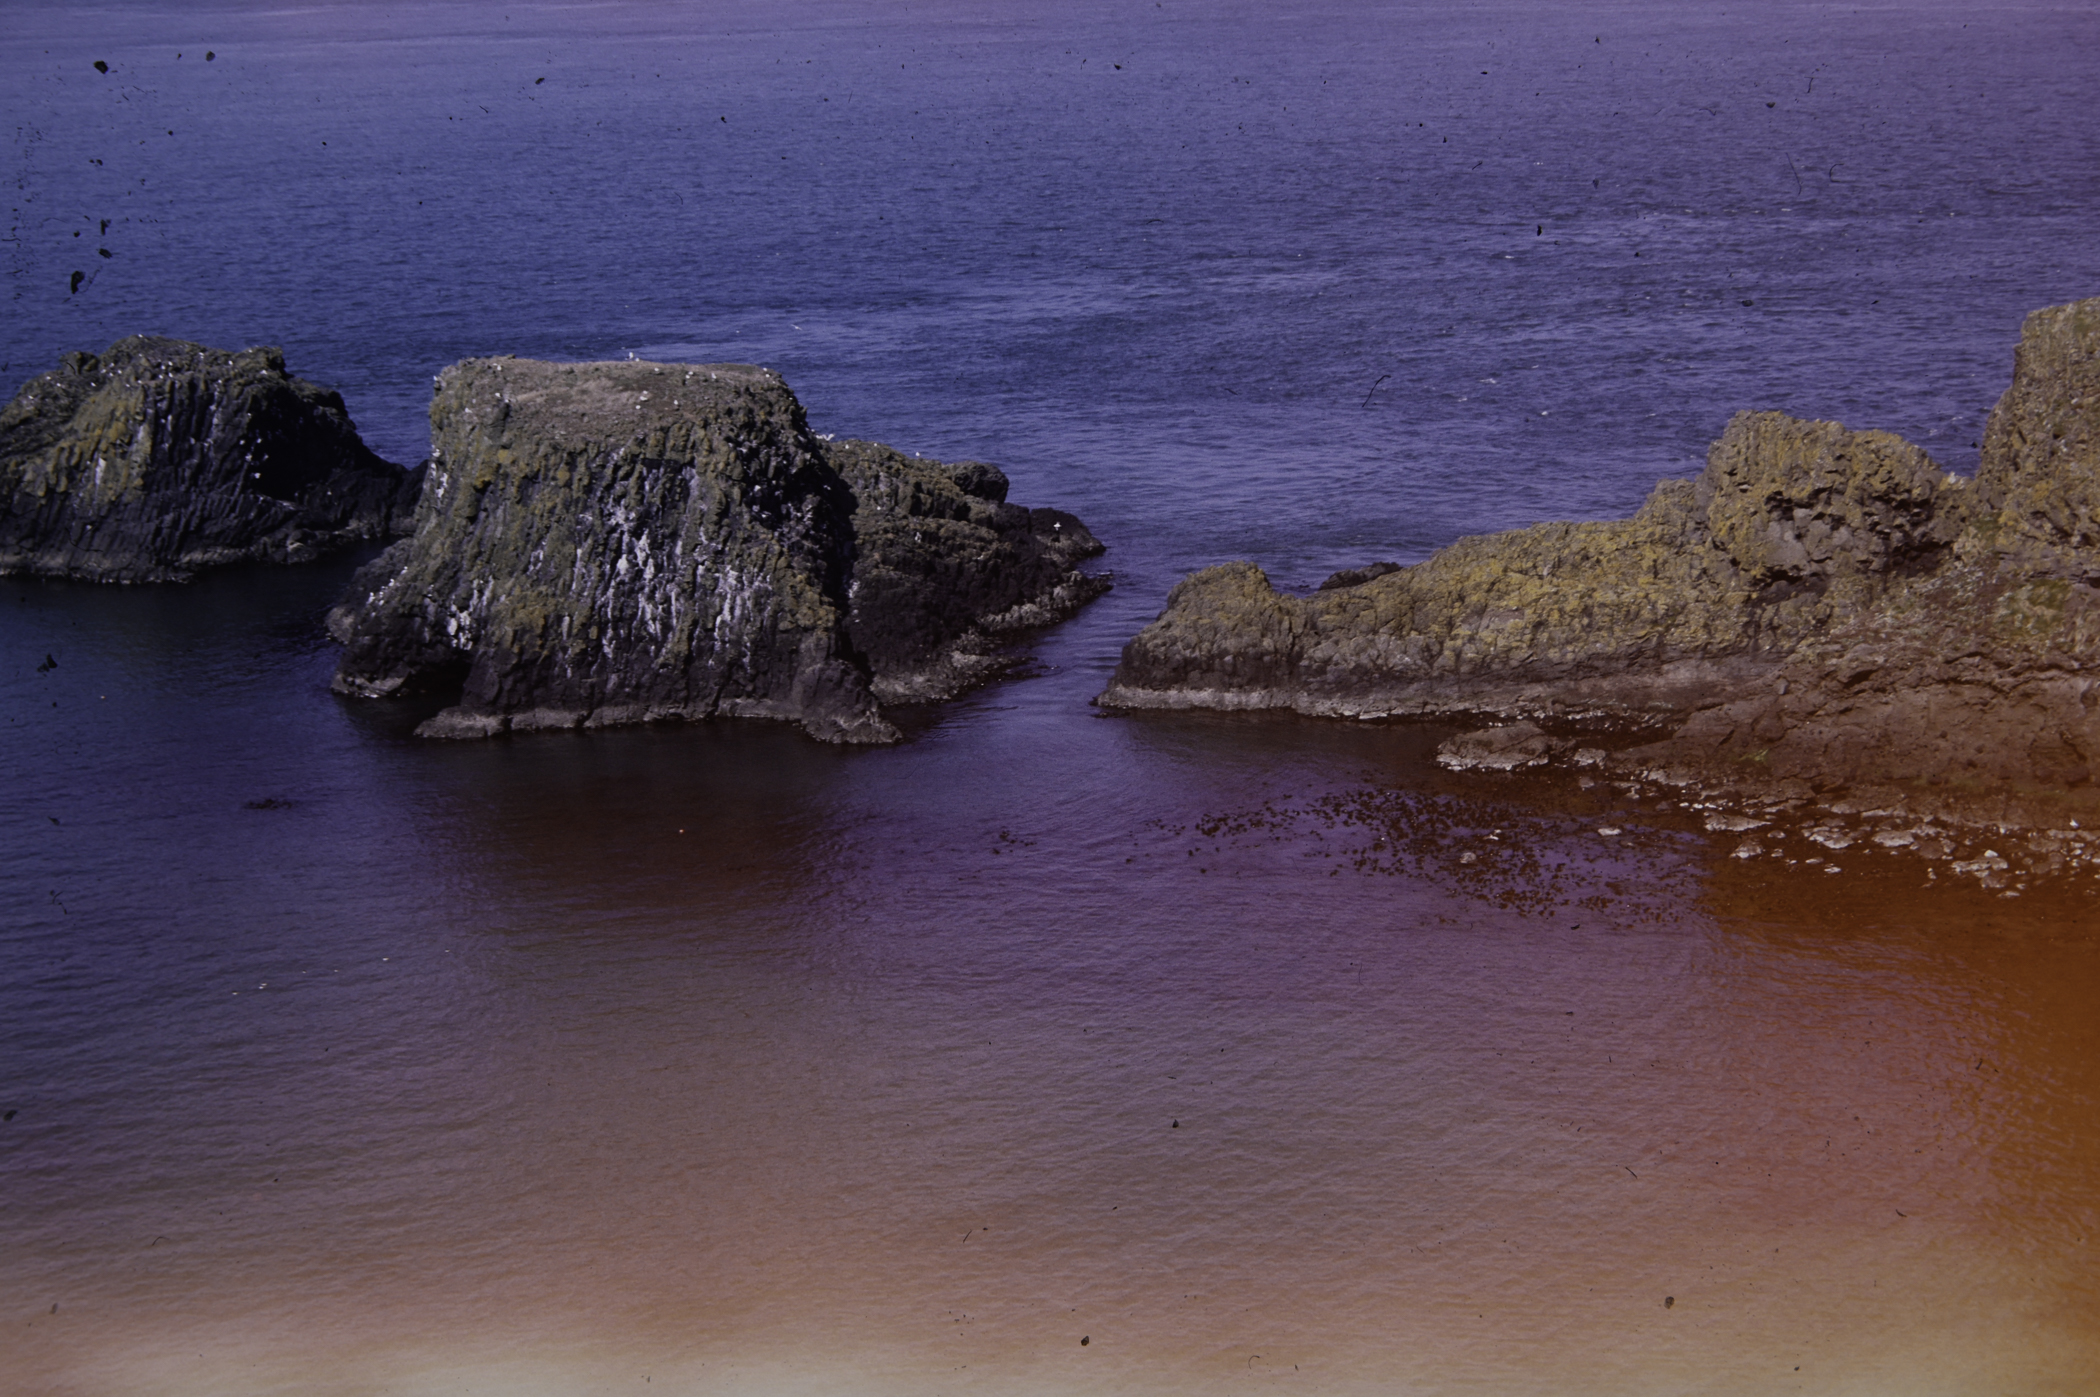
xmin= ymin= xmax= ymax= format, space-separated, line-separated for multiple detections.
xmin=1099 ymin=295 xmax=2100 ymax=814
xmin=1 ymin=337 xmax=418 ymax=581
xmin=328 ymin=357 xmax=1106 ymax=742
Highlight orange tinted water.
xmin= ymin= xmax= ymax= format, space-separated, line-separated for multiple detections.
xmin=10 ymin=613 xmax=2096 ymax=1393
xmin=8 ymin=0 xmax=2100 ymax=1388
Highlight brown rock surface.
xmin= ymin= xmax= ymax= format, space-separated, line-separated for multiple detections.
xmin=829 ymin=439 xmax=1108 ymax=703
xmin=1103 ymin=295 xmax=2100 ymax=813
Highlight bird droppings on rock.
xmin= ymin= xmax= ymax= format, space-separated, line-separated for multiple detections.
xmin=327 ymin=356 xmax=1106 ymax=743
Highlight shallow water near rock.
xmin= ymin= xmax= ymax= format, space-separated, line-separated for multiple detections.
xmin=5 ymin=2 xmax=2100 ymax=1393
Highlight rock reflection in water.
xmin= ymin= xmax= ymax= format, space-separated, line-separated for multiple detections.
xmin=8 ymin=0 xmax=2100 ymax=1386
xmin=9 ymin=663 xmax=2096 ymax=1393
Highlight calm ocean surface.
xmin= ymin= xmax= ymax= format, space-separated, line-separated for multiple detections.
xmin=5 ymin=2 xmax=2099 ymax=1393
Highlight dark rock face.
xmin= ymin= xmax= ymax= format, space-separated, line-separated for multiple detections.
xmin=1695 ymin=411 xmax=1961 ymax=590
xmin=1318 ymin=561 xmax=1401 ymax=591
xmin=329 ymin=357 xmax=1107 ymax=742
xmin=830 ymin=439 xmax=1107 ymax=702
xmin=0 ymin=337 xmax=417 ymax=581
xmin=1102 ymin=295 xmax=2100 ymax=808
xmin=329 ymin=358 xmax=888 ymax=743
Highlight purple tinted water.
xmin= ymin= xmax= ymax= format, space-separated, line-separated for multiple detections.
xmin=4 ymin=3 xmax=2099 ymax=1393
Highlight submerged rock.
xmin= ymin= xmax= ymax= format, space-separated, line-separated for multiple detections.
xmin=1102 ymin=295 xmax=2100 ymax=810
xmin=329 ymin=357 xmax=1106 ymax=742
xmin=1434 ymin=721 xmax=1568 ymax=772
xmin=0 ymin=337 xmax=417 ymax=582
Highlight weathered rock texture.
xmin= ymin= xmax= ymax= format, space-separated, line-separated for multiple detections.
xmin=830 ymin=439 xmax=1107 ymax=702
xmin=0 ymin=337 xmax=417 ymax=581
xmin=329 ymin=357 xmax=1106 ymax=742
xmin=1103 ymin=411 xmax=1962 ymax=721
xmin=1103 ymin=295 xmax=2100 ymax=807
xmin=1969 ymin=297 xmax=2100 ymax=580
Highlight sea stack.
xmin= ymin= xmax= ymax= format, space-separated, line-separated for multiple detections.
xmin=328 ymin=357 xmax=1105 ymax=742
xmin=0 ymin=337 xmax=418 ymax=581
xmin=1101 ymin=294 xmax=2100 ymax=804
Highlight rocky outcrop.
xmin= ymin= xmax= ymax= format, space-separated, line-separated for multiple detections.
xmin=1968 ymin=296 xmax=2100 ymax=581
xmin=1318 ymin=560 xmax=1400 ymax=591
xmin=1103 ymin=409 xmax=1964 ymax=722
xmin=328 ymin=357 xmax=1106 ymax=742
xmin=830 ymin=439 xmax=1106 ymax=702
xmin=1103 ymin=295 xmax=2100 ymax=807
xmin=1627 ymin=557 xmax=2100 ymax=793
xmin=0 ymin=337 xmax=417 ymax=581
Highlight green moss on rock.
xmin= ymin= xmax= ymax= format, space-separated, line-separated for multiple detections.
xmin=0 ymin=336 xmax=416 ymax=581
xmin=1103 ymin=296 xmax=2100 ymax=799
xmin=330 ymin=358 xmax=1108 ymax=742
xmin=1104 ymin=407 xmax=1960 ymax=724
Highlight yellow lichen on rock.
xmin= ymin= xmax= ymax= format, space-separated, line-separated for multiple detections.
xmin=1102 ymin=295 xmax=2100 ymax=803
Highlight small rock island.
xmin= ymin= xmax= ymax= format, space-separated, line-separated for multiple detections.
xmin=328 ymin=357 xmax=1106 ymax=742
xmin=0 ymin=337 xmax=418 ymax=581
xmin=1101 ymin=295 xmax=2100 ymax=814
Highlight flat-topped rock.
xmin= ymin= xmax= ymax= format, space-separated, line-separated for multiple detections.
xmin=329 ymin=357 xmax=1107 ymax=742
xmin=0 ymin=337 xmax=417 ymax=582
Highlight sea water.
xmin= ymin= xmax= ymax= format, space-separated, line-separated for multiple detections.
xmin=4 ymin=2 xmax=2098 ymax=1393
